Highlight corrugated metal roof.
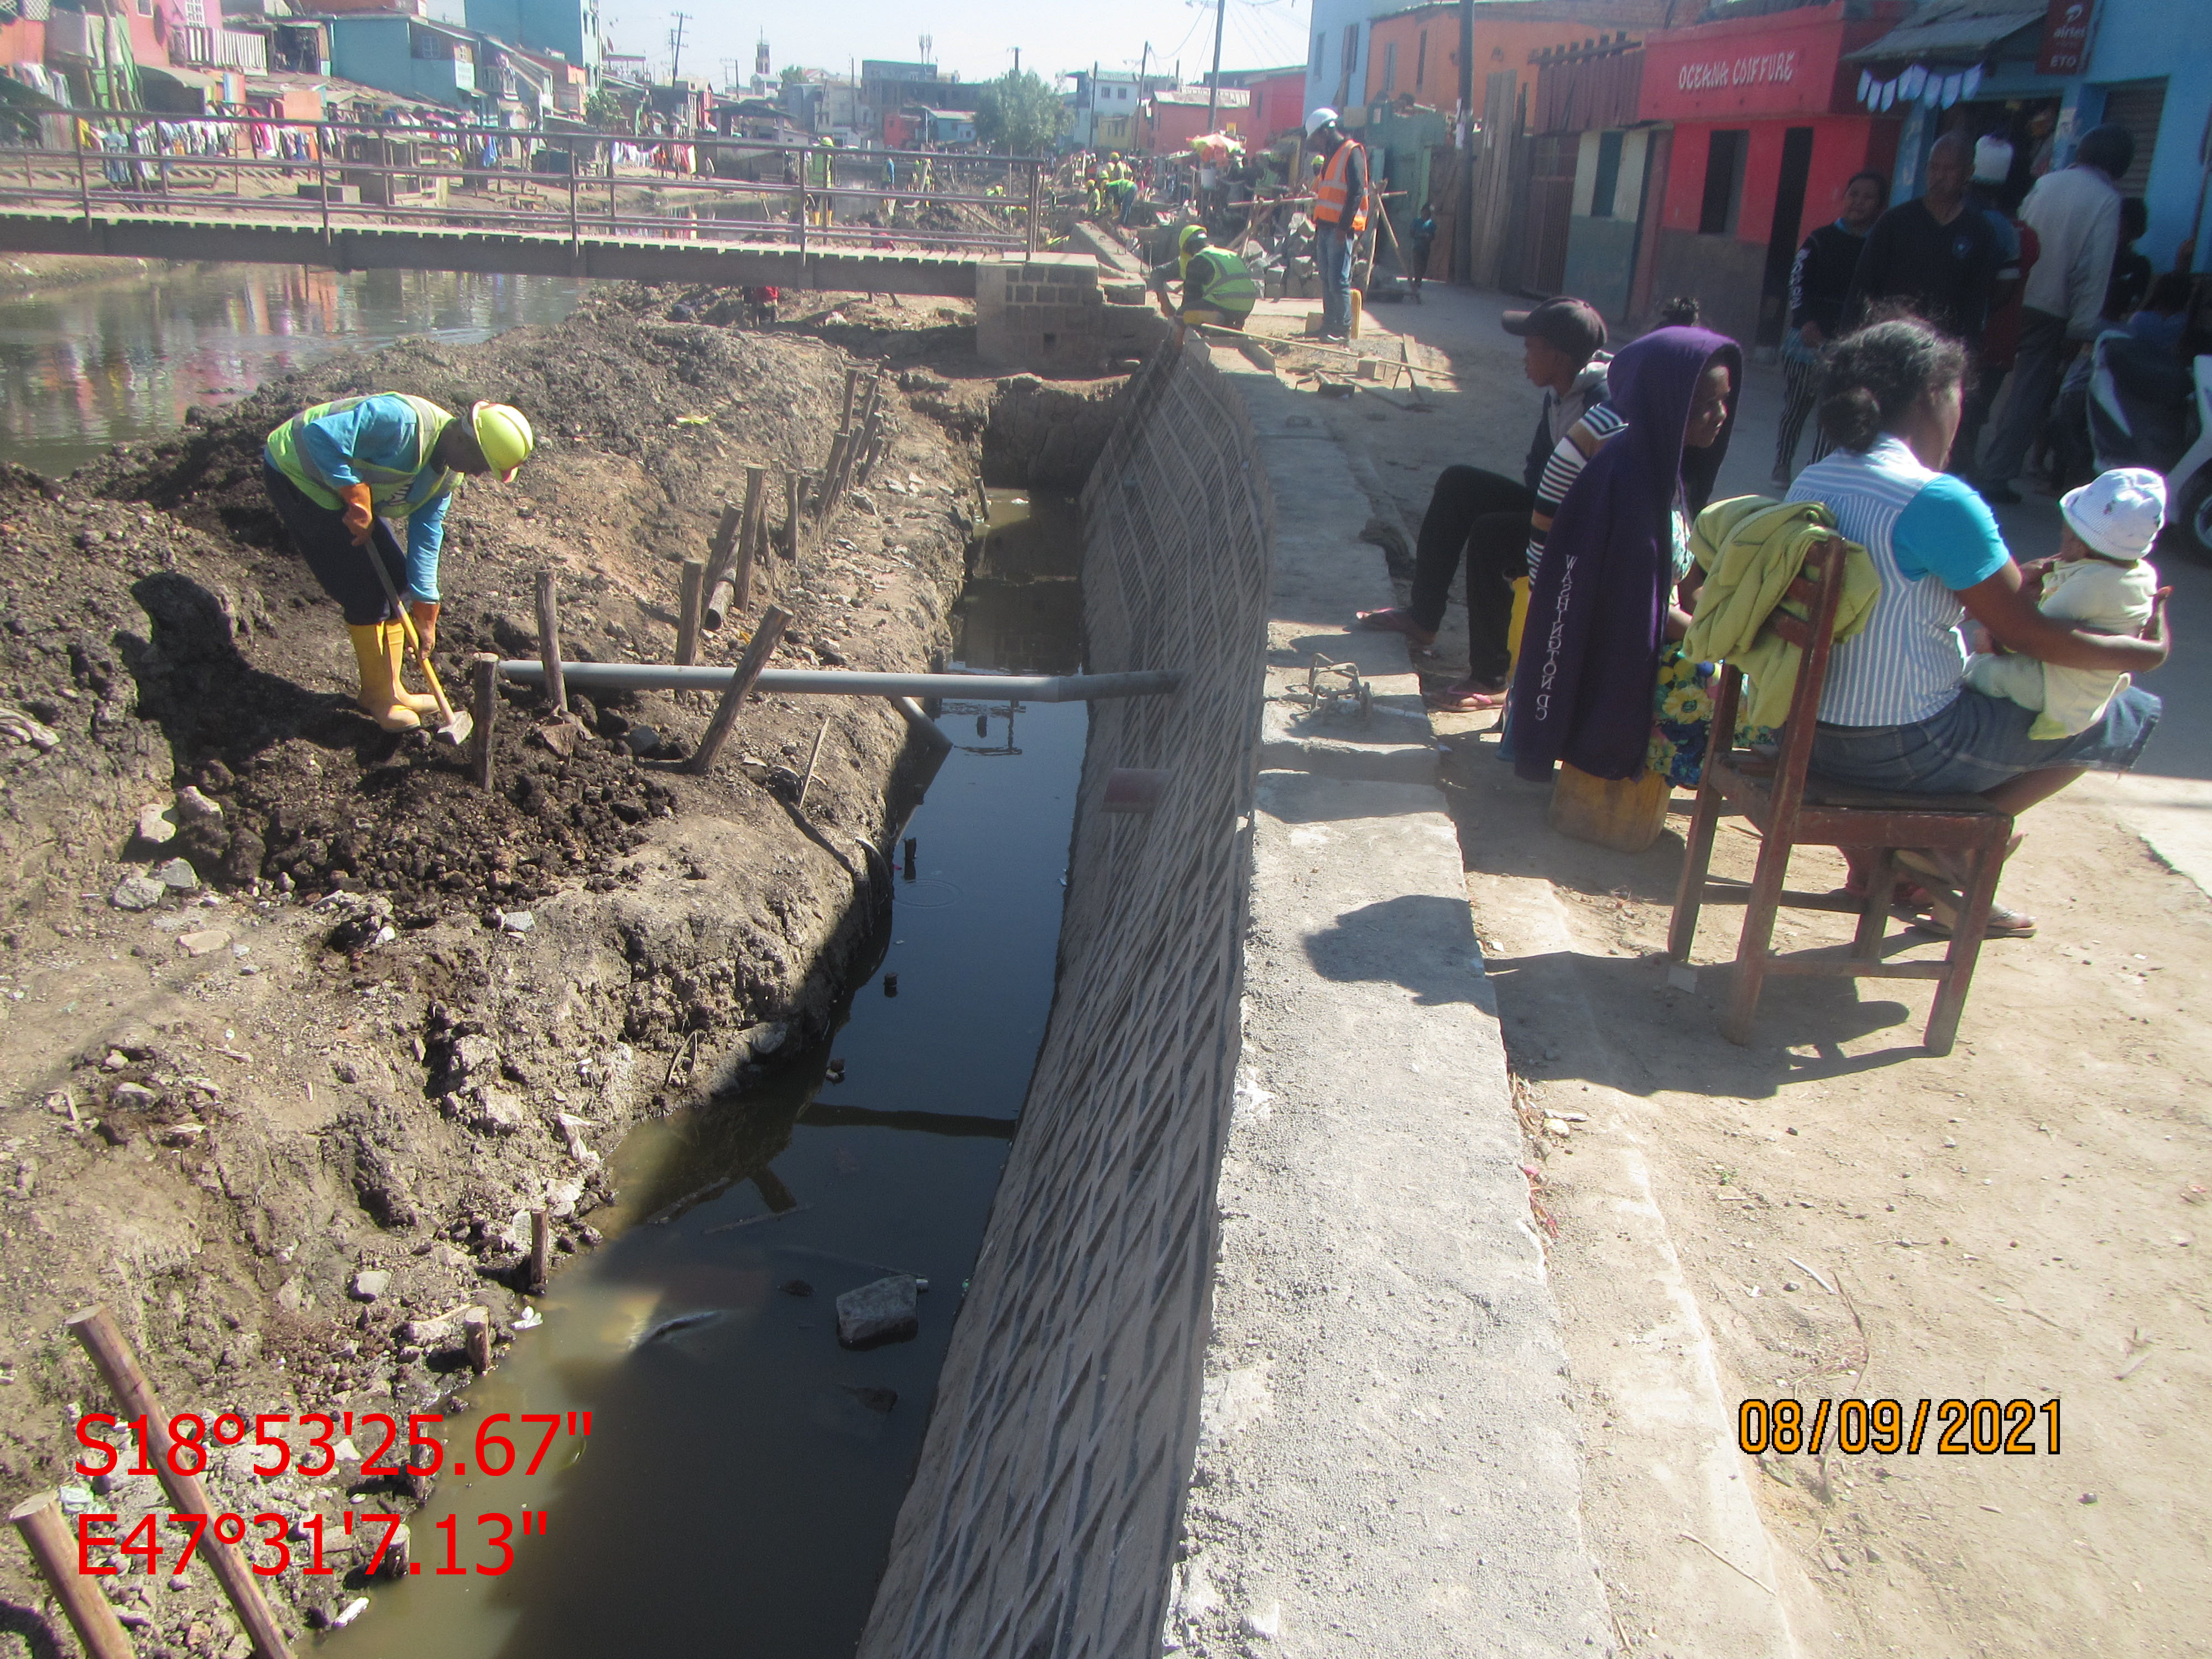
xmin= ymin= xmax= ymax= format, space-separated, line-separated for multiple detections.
xmin=1844 ymin=1 xmax=2042 ymax=62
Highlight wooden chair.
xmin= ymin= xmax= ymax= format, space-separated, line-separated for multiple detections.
xmin=1667 ymin=531 xmax=2015 ymax=1057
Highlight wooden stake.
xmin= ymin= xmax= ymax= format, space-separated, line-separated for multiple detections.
xmin=734 ymin=464 xmax=766 ymax=612
xmin=462 ymin=1307 xmax=492 ymax=1375
xmin=796 ymin=711 xmax=832 ymax=813
xmin=9 ymin=1491 xmax=135 ymax=1659
xmin=676 ymin=559 xmax=706 ymax=664
xmin=817 ymin=434 xmax=851 ymax=522
xmin=469 ymin=654 xmax=499 ymax=790
xmin=65 ymin=1307 xmax=295 ymax=1659
xmin=703 ymin=500 xmax=743 ymax=593
xmin=783 ymin=471 xmax=802 ymax=559
xmin=533 ymin=571 xmax=567 ymax=715
xmin=838 ymin=366 xmax=860 ymax=428
xmin=529 ymin=1209 xmax=551 ymax=1295
xmin=688 ymin=604 xmax=791 ymax=775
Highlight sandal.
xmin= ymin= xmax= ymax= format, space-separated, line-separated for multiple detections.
xmin=1423 ymin=677 xmax=1508 ymax=712
xmin=1354 ymin=607 xmax=1437 ymax=651
xmin=1910 ymin=894 xmax=2037 ymax=939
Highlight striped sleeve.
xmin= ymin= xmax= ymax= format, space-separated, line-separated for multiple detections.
xmin=1525 ymin=405 xmax=1626 ymax=580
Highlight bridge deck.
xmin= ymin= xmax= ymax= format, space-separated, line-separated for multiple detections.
xmin=0 ymin=207 xmax=987 ymax=295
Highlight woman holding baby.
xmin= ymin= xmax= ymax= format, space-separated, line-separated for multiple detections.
xmin=1785 ymin=317 xmax=2171 ymax=938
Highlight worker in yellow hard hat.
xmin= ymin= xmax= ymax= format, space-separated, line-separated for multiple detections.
xmin=1146 ymin=223 xmax=1257 ymax=330
xmin=262 ymin=394 xmax=535 ymax=731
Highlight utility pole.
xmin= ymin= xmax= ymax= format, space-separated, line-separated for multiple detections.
xmin=1454 ymin=0 xmax=1474 ymax=284
xmin=1012 ymin=47 xmax=1020 ymax=77
xmin=1205 ymin=0 xmax=1225 ymax=133
xmin=667 ymin=9 xmax=690 ymax=82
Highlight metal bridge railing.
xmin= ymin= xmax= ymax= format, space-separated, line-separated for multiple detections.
xmin=0 ymin=111 xmax=1048 ymax=259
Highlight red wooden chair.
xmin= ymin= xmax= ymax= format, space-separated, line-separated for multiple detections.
xmin=1667 ymin=531 xmax=2015 ymax=1056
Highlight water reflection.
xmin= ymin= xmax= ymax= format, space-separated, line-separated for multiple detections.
xmin=0 ymin=264 xmax=586 ymax=477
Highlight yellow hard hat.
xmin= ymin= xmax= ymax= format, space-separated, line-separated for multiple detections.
xmin=1178 ymin=223 xmax=1209 ymax=254
xmin=471 ymin=401 xmax=534 ymax=482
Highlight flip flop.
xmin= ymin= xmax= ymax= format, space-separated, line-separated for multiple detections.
xmin=1910 ymin=894 xmax=2037 ymax=940
xmin=1353 ymin=607 xmax=1438 ymax=651
xmin=1423 ymin=679 xmax=1508 ymax=712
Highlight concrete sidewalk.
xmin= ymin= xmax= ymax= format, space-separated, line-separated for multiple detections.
xmin=1168 ymin=343 xmax=1614 ymax=1656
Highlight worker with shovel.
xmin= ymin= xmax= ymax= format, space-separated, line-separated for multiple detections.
xmin=262 ymin=394 xmax=534 ymax=734
xmin=1147 ymin=224 xmax=1258 ymax=332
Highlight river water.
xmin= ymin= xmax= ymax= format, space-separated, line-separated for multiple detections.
xmin=0 ymin=262 xmax=586 ymax=477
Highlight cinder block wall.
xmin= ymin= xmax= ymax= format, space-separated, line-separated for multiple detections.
xmin=858 ymin=342 xmax=1272 ymax=1659
xmin=977 ymin=251 xmax=1171 ymax=373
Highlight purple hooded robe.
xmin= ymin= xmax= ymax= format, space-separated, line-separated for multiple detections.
xmin=1511 ymin=326 xmax=1741 ymax=782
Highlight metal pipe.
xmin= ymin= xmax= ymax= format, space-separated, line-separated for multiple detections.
xmin=498 ymin=663 xmax=1180 ymax=702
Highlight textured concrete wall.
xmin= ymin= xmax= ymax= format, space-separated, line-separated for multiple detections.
xmin=976 ymin=251 xmax=1171 ymax=374
xmin=859 ymin=341 xmax=1270 ymax=1659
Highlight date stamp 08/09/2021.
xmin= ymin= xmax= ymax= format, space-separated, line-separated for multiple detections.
xmin=65 ymin=1408 xmax=593 ymax=1581
xmin=1736 ymin=1396 xmax=2062 ymax=1457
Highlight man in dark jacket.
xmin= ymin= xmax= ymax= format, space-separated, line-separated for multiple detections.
xmin=1355 ymin=298 xmax=1610 ymax=705
xmin=1845 ymin=132 xmax=1999 ymax=346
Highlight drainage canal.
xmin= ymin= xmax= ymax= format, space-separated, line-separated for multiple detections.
xmin=325 ymin=486 xmax=1084 ymax=1658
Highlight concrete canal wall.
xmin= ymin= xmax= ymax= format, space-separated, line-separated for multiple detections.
xmin=860 ymin=346 xmax=1269 ymax=1658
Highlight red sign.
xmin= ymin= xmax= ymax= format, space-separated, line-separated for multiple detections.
xmin=2036 ymin=0 xmax=2095 ymax=76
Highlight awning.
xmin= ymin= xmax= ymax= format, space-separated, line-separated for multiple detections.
xmin=139 ymin=64 xmax=223 ymax=113
xmin=1844 ymin=2 xmax=2043 ymax=64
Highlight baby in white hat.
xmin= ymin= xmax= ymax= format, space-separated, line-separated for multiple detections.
xmin=1965 ymin=468 xmax=2163 ymax=737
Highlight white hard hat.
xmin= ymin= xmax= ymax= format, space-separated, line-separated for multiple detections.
xmin=1305 ymin=107 xmax=1339 ymax=137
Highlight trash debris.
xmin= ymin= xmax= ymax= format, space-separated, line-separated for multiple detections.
xmin=499 ymin=910 xmax=535 ymax=935
xmin=331 ymin=1598 xmax=368 ymax=1628
xmin=512 ymin=1307 xmax=544 ymax=1331
xmin=836 ymin=1274 xmax=919 ymax=1348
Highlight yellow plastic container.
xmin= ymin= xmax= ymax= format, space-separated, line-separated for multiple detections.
xmin=1505 ymin=575 xmax=1531 ymax=670
xmin=1548 ymin=760 xmax=1671 ymax=854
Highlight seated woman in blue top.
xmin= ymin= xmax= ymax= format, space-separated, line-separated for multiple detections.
xmin=1786 ymin=317 xmax=2169 ymax=937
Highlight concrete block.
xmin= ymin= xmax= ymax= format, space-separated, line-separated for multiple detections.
xmin=837 ymin=1275 xmax=920 ymax=1348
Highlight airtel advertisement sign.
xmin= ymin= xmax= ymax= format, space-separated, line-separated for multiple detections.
xmin=2035 ymin=0 xmax=2095 ymax=76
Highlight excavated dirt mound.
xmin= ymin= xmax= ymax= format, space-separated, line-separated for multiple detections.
xmin=0 ymin=285 xmax=1069 ymax=1654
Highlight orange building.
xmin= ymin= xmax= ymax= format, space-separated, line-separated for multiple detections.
xmin=1359 ymin=0 xmax=1676 ymax=116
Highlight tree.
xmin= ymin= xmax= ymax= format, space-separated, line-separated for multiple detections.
xmin=974 ymin=69 xmax=1069 ymax=158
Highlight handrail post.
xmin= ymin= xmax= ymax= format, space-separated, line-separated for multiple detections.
xmin=72 ymin=116 xmax=90 ymax=228
xmin=568 ymin=149 xmax=580 ymax=253
xmin=1025 ymin=159 xmax=1040 ymax=258
xmin=316 ymin=124 xmax=331 ymax=246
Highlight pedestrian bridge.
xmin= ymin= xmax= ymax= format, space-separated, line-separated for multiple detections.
xmin=0 ymin=113 xmax=1046 ymax=297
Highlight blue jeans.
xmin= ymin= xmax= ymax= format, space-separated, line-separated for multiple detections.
xmin=1315 ymin=224 xmax=1353 ymax=336
xmin=1809 ymin=685 xmax=2159 ymax=795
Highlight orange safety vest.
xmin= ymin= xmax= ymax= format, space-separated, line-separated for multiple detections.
xmin=1313 ymin=140 xmax=1368 ymax=233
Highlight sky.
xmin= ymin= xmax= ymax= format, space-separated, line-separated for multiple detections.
xmin=597 ymin=0 xmax=1315 ymax=89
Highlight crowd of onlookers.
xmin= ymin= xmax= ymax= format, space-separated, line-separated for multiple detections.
xmin=1772 ymin=121 xmax=2194 ymax=504
xmin=1358 ymin=122 xmax=2182 ymax=941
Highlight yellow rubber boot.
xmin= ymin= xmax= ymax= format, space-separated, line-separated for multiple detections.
xmin=382 ymin=620 xmax=440 ymax=716
xmin=348 ymin=623 xmax=421 ymax=732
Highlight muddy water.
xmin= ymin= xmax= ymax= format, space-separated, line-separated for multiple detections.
xmin=327 ymin=493 xmax=1085 ymax=1658
xmin=0 ymin=264 xmax=585 ymax=477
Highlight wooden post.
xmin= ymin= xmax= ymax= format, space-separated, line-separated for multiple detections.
xmin=703 ymin=500 xmax=743 ymax=592
xmin=9 ymin=1491 xmax=135 ymax=1659
xmin=533 ymin=571 xmax=567 ymax=715
xmin=462 ymin=1307 xmax=492 ymax=1375
xmin=784 ymin=471 xmax=803 ymax=560
xmin=676 ymin=559 xmax=706 ymax=664
xmin=817 ymin=434 xmax=851 ymax=523
xmin=65 ymin=1307 xmax=295 ymax=1659
xmin=469 ymin=654 xmax=499 ymax=790
xmin=838 ymin=367 xmax=860 ymax=429
xmin=796 ymin=712 xmax=832 ymax=813
xmin=687 ymin=605 xmax=791 ymax=775
xmin=734 ymin=464 xmax=767 ymax=612
xmin=529 ymin=1209 xmax=551 ymax=1295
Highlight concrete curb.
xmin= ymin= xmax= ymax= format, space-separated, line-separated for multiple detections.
xmin=1170 ymin=345 xmax=1613 ymax=1655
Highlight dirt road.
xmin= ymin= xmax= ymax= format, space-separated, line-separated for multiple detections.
xmin=1253 ymin=288 xmax=2212 ymax=1658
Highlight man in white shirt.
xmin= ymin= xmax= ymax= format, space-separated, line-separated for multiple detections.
xmin=1977 ymin=123 xmax=2133 ymax=502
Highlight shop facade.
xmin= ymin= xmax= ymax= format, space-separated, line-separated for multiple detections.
xmin=1636 ymin=0 xmax=1905 ymax=349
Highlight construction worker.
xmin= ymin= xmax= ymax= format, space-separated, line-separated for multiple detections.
xmin=1147 ymin=224 xmax=1258 ymax=331
xmin=262 ymin=395 xmax=535 ymax=731
xmin=1305 ymin=107 xmax=1368 ymax=342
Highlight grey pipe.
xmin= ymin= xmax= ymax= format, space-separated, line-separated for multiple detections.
xmin=496 ymin=663 xmax=1181 ymax=702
